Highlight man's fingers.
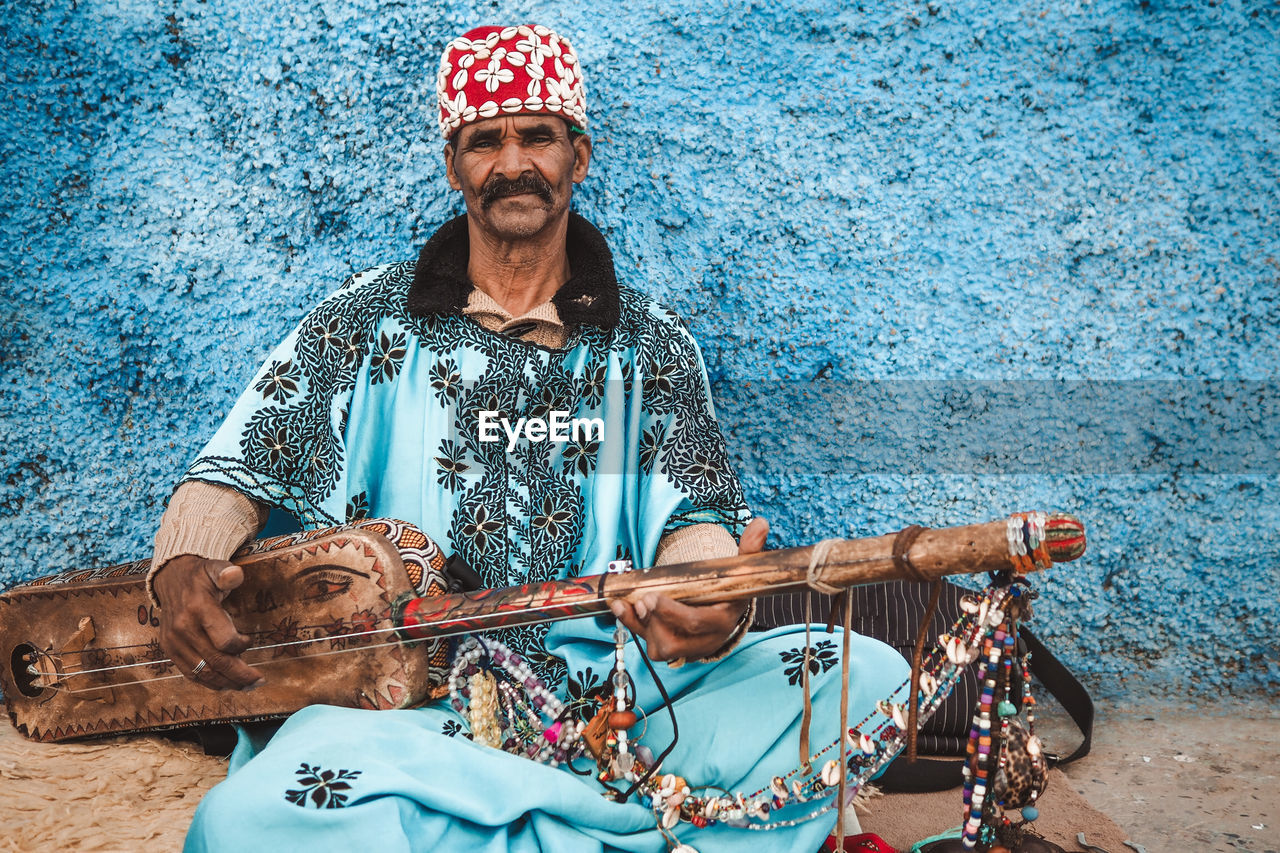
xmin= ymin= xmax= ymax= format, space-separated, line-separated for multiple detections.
xmin=165 ymin=634 xmax=202 ymax=678
xmin=195 ymin=611 xmax=262 ymax=689
xmin=608 ymin=599 xmax=646 ymax=636
xmin=199 ymin=608 xmax=252 ymax=657
xmin=624 ymin=596 xmax=743 ymax=661
xmin=647 ymin=595 xmax=740 ymax=638
xmin=199 ymin=648 xmax=264 ymax=691
xmin=609 ymin=599 xmax=680 ymax=659
xmin=739 ymin=517 xmax=770 ymax=555
xmin=190 ymin=660 xmax=238 ymax=691
xmin=165 ymin=635 xmax=236 ymax=690
xmin=170 ymin=629 xmax=260 ymax=690
xmin=187 ymin=636 xmax=264 ymax=690
xmin=612 ymin=594 xmax=745 ymax=661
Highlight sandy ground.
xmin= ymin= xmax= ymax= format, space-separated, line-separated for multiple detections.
xmin=0 ymin=721 xmax=222 ymax=851
xmin=1053 ymin=698 xmax=1280 ymax=853
xmin=4 ymin=697 xmax=1271 ymax=852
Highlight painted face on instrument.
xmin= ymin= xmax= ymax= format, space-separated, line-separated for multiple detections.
xmin=291 ymin=562 xmax=377 ymax=642
xmin=443 ymin=115 xmax=592 ymax=240
xmin=235 ymin=560 xmax=378 ymax=650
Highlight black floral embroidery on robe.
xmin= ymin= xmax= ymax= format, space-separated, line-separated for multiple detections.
xmin=779 ymin=640 xmax=840 ymax=686
xmin=284 ymin=763 xmax=363 ymax=809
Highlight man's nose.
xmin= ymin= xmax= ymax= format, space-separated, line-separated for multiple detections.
xmin=493 ymin=139 xmax=532 ymax=177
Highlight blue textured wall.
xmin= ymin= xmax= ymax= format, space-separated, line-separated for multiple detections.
xmin=2 ymin=0 xmax=1277 ymax=700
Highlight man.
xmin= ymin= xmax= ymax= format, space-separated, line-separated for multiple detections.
xmin=152 ymin=25 xmax=906 ymax=851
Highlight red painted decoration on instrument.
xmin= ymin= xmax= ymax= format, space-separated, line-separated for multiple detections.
xmin=397 ymin=578 xmax=601 ymax=640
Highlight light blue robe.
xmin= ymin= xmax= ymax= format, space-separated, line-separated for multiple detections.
xmin=181 ymin=221 xmax=908 ymax=851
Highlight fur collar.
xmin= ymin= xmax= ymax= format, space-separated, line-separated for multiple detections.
xmin=406 ymin=212 xmax=621 ymax=330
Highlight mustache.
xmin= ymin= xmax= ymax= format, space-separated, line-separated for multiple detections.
xmin=479 ymin=174 xmax=554 ymax=208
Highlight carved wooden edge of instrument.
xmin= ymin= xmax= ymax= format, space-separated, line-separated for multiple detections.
xmin=236 ymin=527 xmax=409 ymax=583
xmin=11 ymin=703 xmax=292 ymax=743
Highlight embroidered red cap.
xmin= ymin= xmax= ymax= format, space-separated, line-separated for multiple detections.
xmin=436 ymin=24 xmax=588 ymax=140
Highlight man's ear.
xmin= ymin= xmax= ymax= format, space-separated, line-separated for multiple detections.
xmin=443 ymin=141 xmax=462 ymax=190
xmin=571 ymin=134 xmax=592 ymax=184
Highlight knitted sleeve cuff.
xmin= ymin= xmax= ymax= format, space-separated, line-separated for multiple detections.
xmin=653 ymin=522 xmax=738 ymax=566
xmin=147 ymin=481 xmax=268 ymax=608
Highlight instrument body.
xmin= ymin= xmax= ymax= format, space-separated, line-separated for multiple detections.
xmin=1 ymin=521 xmax=451 ymax=742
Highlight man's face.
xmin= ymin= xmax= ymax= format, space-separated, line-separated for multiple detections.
xmin=444 ymin=115 xmax=591 ymax=241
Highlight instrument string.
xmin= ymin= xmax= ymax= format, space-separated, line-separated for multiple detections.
xmin=43 ymin=619 xmax=409 ymax=657
xmin=46 ymin=578 xmax=782 ymax=690
xmin=33 ymin=546 xmax=886 ymax=693
xmin=41 ymin=590 xmax=623 ymax=674
xmin=36 ymin=599 xmax=613 ymax=688
xmin=52 ymin=637 xmax=413 ymax=694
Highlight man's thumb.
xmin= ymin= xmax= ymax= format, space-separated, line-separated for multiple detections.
xmin=738 ymin=517 xmax=770 ymax=555
xmin=206 ymin=562 xmax=245 ymax=594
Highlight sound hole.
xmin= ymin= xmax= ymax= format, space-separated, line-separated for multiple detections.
xmin=10 ymin=643 xmax=46 ymax=698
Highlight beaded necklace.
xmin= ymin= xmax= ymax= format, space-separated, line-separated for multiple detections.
xmin=447 ymin=637 xmax=587 ymax=767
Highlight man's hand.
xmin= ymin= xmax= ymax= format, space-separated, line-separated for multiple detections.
xmin=154 ymin=555 xmax=264 ymax=690
xmin=608 ymin=517 xmax=769 ymax=661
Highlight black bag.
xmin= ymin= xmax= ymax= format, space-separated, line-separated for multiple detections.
xmin=752 ymin=580 xmax=1093 ymax=791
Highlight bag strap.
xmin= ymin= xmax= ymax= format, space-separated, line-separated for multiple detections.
xmin=875 ymin=752 xmax=968 ymax=793
xmin=1021 ymin=627 xmax=1093 ymax=766
xmin=879 ymin=627 xmax=1093 ymax=792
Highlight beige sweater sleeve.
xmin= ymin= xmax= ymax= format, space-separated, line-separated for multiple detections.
xmin=653 ymin=522 xmax=755 ymax=663
xmin=653 ymin=522 xmax=739 ymax=566
xmin=147 ymin=481 xmax=269 ymax=607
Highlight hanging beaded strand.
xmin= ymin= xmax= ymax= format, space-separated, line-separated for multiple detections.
xmin=608 ymin=623 xmax=641 ymax=783
xmin=466 ymin=669 xmax=502 ymax=748
xmin=989 ymin=616 xmax=1019 ymax=841
xmin=957 ymin=512 xmax=1048 ymax=849
xmin=960 ymin=617 xmax=1004 ymax=847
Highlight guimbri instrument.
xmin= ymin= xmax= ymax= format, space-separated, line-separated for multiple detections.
xmin=0 ymin=513 xmax=1085 ymax=743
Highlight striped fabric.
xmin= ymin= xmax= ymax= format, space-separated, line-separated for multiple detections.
xmin=752 ymin=580 xmax=1019 ymax=756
